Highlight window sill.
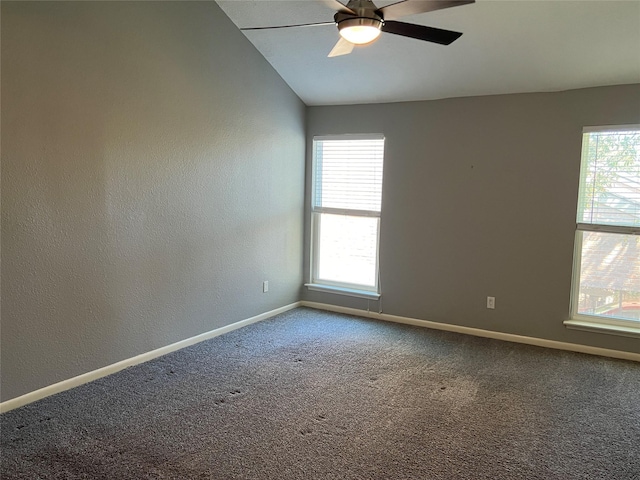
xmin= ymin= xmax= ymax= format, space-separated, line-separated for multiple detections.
xmin=304 ymin=283 xmax=381 ymax=300
xmin=564 ymin=318 xmax=640 ymax=339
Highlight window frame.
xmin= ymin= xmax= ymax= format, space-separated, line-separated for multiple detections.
xmin=307 ymin=134 xmax=385 ymax=298
xmin=566 ymin=125 xmax=640 ymax=337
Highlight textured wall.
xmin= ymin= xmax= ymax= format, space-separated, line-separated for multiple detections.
xmin=1 ymin=1 xmax=305 ymax=402
xmin=304 ymin=85 xmax=640 ymax=354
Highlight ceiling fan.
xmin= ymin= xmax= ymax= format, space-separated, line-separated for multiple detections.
xmin=241 ymin=0 xmax=474 ymax=57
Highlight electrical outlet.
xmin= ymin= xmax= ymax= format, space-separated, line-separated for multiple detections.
xmin=487 ymin=296 xmax=495 ymax=309
xmin=263 ymin=281 xmax=269 ymax=293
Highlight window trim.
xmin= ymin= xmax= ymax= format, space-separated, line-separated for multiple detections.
xmin=567 ymin=125 xmax=640 ymax=336
xmin=564 ymin=318 xmax=640 ymax=339
xmin=309 ymin=134 xmax=385 ymax=296
xmin=304 ymin=282 xmax=381 ymax=300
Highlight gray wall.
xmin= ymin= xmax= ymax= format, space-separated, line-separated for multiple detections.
xmin=304 ymin=85 xmax=640 ymax=354
xmin=1 ymin=1 xmax=305 ymax=402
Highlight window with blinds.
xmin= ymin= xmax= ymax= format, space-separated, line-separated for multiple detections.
xmin=577 ymin=128 xmax=640 ymax=228
xmin=571 ymin=126 xmax=640 ymax=328
xmin=310 ymin=135 xmax=385 ymax=294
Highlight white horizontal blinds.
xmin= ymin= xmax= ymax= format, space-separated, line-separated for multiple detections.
xmin=313 ymin=138 xmax=385 ymax=213
xmin=577 ymin=128 xmax=640 ymax=228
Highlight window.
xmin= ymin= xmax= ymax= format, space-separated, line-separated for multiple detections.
xmin=307 ymin=135 xmax=385 ymax=298
xmin=567 ymin=126 xmax=640 ymax=336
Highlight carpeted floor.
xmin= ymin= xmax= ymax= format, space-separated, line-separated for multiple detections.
xmin=2 ymin=307 xmax=639 ymax=479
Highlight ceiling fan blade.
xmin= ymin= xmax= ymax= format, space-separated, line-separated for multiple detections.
xmin=320 ymin=0 xmax=356 ymax=15
xmin=381 ymin=20 xmax=462 ymax=45
xmin=241 ymin=21 xmax=335 ymax=31
xmin=377 ymin=0 xmax=474 ymax=21
xmin=328 ymin=37 xmax=355 ymax=57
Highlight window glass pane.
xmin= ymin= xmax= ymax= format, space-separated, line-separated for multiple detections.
xmin=577 ymin=231 xmax=640 ymax=322
xmin=316 ymin=213 xmax=378 ymax=287
xmin=314 ymin=139 xmax=384 ymax=212
xmin=577 ymin=130 xmax=640 ymax=227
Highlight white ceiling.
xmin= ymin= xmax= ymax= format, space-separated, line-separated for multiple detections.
xmin=217 ymin=0 xmax=640 ymax=106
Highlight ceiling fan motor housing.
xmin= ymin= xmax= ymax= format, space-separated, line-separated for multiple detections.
xmin=334 ymin=0 xmax=384 ymax=22
xmin=335 ymin=14 xmax=383 ymax=30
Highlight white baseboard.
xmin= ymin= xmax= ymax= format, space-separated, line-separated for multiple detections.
xmin=4 ymin=300 xmax=637 ymax=414
xmin=0 ymin=302 xmax=301 ymax=414
xmin=301 ymin=301 xmax=640 ymax=363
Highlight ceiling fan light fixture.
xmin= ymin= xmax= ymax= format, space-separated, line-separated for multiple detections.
xmin=337 ymin=17 xmax=382 ymax=45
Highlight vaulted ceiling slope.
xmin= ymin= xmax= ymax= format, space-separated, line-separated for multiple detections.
xmin=217 ymin=0 xmax=640 ymax=106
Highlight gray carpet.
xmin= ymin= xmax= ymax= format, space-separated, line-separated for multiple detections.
xmin=2 ymin=307 xmax=639 ymax=479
